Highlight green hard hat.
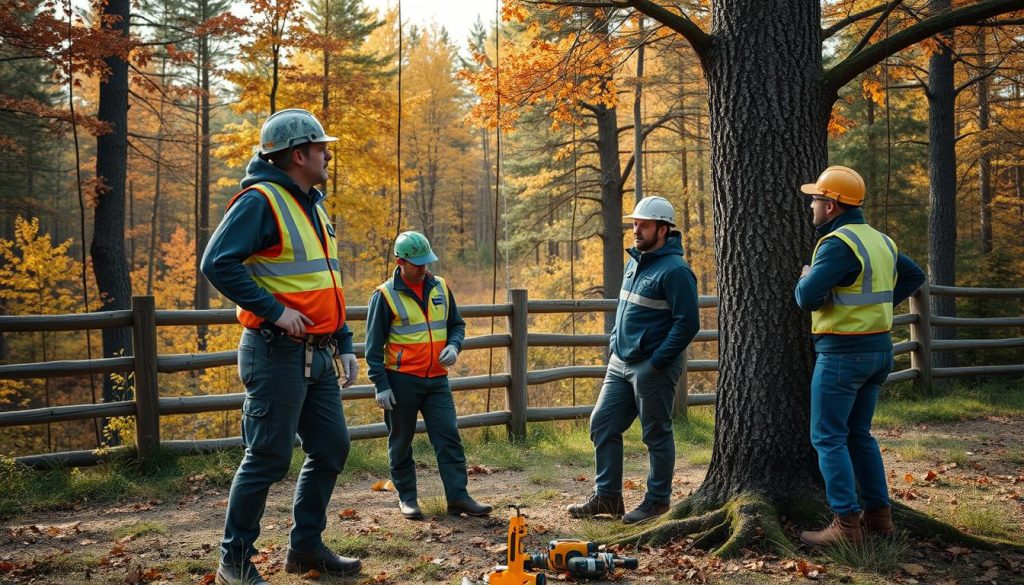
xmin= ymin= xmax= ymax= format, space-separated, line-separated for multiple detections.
xmin=258 ymin=109 xmax=337 ymax=155
xmin=394 ymin=231 xmax=438 ymax=265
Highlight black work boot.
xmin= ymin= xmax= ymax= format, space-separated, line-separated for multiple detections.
xmin=284 ymin=545 xmax=362 ymax=576
xmin=447 ymin=497 xmax=493 ymax=517
xmin=399 ymin=499 xmax=424 ymax=520
xmin=566 ymin=492 xmax=625 ymax=518
xmin=216 ymin=560 xmax=268 ymax=585
xmin=622 ymin=498 xmax=670 ymax=524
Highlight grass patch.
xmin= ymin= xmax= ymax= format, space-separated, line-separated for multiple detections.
xmin=875 ymin=380 xmax=1024 ymax=427
xmin=821 ymin=533 xmax=910 ymax=573
xmin=896 ymin=440 xmax=927 ymax=461
xmin=686 ymin=447 xmax=713 ymax=467
xmin=112 ymin=521 xmax=167 ymax=540
xmin=935 ymin=502 xmax=1021 ymax=541
xmin=324 ymin=533 xmax=376 ymax=558
xmin=945 ymin=447 xmax=969 ymax=467
xmin=1006 ymin=448 xmax=1024 ymax=466
xmin=674 ymin=406 xmax=716 ymax=449
xmin=421 ymin=494 xmax=448 ymax=517
xmin=341 ymin=438 xmax=391 ymax=477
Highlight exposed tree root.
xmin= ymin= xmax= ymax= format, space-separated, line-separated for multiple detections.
xmin=892 ymin=502 xmax=1024 ymax=551
xmin=614 ymin=492 xmax=796 ymax=557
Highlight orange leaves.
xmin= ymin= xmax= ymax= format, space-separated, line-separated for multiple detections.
xmin=371 ymin=479 xmax=396 ymax=491
xmin=339 ymin=508 xmax=358 ymax=519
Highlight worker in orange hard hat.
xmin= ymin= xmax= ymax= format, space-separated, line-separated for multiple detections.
xmin=795 ymin=165 xmax=925 ymax=547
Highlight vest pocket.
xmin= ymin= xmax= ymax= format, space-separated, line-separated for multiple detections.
xmin=241 ymin=397 xmax=270 ymax=451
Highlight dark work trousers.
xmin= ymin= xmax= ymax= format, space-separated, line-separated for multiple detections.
xmin=589 ymin=353 xmax=683 ymax=505
xmin=383 ymin=370 xmax=469 ymax=504
xmin=221 ymin=330 xmax=351 ymax=564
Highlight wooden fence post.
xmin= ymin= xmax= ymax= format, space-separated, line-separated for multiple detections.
xmin=673 ymin=348 xmax=689 ymax=419
xmin=506 ymin=289 xmax=528 ymax=441
xmin=131 ymin=296 xmax=160 ymax=462
xmin=908 ymin=282 xmax=933 ymax=392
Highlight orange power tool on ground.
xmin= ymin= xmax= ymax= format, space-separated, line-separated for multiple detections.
xmin=485 ymin=505 xmax=546 ymax=585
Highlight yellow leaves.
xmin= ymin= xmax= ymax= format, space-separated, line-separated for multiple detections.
xmin=827 ymin=111 xmax=854 ymax=137
xmin=0 ymin=216 xmax=81 ymax=316
xmin=371 ymin=479 xmax=395 ymax=491
xmin=861 ymin=77 xmax=886 ymax=107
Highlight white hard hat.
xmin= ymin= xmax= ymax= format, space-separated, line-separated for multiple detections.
xmin=623 ymin=196 xmax=675 ymax=227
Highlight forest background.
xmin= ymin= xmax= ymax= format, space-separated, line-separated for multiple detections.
xmin=1 ymin=0 xmax=1022 ymax=458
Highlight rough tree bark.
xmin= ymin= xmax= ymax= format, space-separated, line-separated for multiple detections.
xmin=928 ymin=0 xmax=958 ymax=371
xmin=93 ymin=0 xmax=133 ymax=424
xmin=613 ymin=0 xmax=1024 ymax=555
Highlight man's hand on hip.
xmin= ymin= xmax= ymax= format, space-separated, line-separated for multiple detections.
xmin=339 ymin=353 xmax=358 ymax=388
xmin=274 ymin=307 xmax=313 ymax=337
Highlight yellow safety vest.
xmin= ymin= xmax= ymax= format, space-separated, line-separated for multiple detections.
xmin=228 ymin=182 xmax=346 ymax=335
xmin=376 ymin=276 xmax=450 ymax=377
xmin=811 ymin=223 xmax=898 ymax=335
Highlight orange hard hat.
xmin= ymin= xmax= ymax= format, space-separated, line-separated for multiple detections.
xmin=800 ymin=166 xmax=865 ymax=206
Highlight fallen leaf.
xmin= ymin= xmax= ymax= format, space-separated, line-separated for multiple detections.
xmin=574 ymin=475 xmax=587 ymax=482
xmin=623 ymin=479 xmax=639 ymax=490
xmin=925 ymin=470 xmax=938 ymax=482
xmin=371 ymin=479 xmax=395 ymax=492
xmin=904 ymin=473 xmax=914 ymax=483
xmin=199 ymin=574 xmax=215 ymax=585
xmin=902 ymin=563 xmax=927 ymax=576
xmin=302 ymin=569 xmax=321 ymax=579
xmin=339 ymin=508 xmax=358 ymax=519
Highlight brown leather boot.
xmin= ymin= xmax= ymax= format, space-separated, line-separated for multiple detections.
xmin=863 ymin=506 xmax=894 ymax=536
xmin=800 ymin=513 xmax=864 ymax=547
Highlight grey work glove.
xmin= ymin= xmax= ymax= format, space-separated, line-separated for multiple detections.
xmin=438 ymin=344 xmax=459 ymax=367
xmin=339 ymin=353 xmax=358 ymax=388
xmin=375 ymin=389 xmax=396 ymax=410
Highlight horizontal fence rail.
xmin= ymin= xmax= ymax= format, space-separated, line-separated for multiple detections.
xmin=1 ymin=282 xmax=1022 ymax=468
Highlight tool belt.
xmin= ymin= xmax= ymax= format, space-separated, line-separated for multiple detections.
xmin=251 ymin=326 xmax=340 ymax=378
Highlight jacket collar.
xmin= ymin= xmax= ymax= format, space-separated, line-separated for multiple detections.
xmin=816 ymin=207 xmax=866 ymax=238
xmin=391 ymin=267 xmax=437 ymax=296
xmin=627 ymin=230 xmax=685 ymax=263
xmin=240 ymin=154 xmax=324 ymax=205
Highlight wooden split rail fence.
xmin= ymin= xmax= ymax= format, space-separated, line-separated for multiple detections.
xmin=1 ymin=284 xmax=1022 ymax=468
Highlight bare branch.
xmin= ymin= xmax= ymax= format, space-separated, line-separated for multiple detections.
xmin=825 ymin=0 xmax=1024 ymax=96
xmin=848 ymin=0 xmax=904 ymax=58
xmin=823 ymin=3 xmax=893 ymax=39
xmin=623 ymin=0 xmax=711 ymax=63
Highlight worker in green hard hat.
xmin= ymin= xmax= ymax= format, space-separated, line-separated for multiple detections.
xmin=364 ymin=231 xmax=492 ymax=521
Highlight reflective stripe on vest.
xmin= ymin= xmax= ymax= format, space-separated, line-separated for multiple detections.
xmin=811 ymin=223 xmax=898 ymax=335
xmin=377 ymin=276 xmax=449 ymax=375
xmin=229 ymin=182 xmax=346 ymax=335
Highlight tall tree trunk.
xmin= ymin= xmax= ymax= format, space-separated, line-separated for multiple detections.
xmin=696 ymin=111 xmax=709 ymax=293
xmin=195 ymin=8 xmax=212 ymax=349
xmin=633 ymin=18 xmax=645 ymax=204
xmin=595 ymin=101 xmax=623 ymax=334
xmin=92 ymin=0 xmax=133 ymax=427
xmin=695 ymin=0 xmax=825 ymax=508
xmin=977 ymin=31 xmax=992 ymax=256
xmin=927 ymin=0 xmax=957 ymax=370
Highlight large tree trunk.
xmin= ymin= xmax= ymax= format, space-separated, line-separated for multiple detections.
xmin=595 ymin=101 xmax=623 ymax=334
xmin=92 ymin=0 xmax=133 ymax=425
xmin=696 ymin=0 xmax=825 ymax=509
xmin=977 ymin=31 xmax=992 ymax=256
xmin=927 ymin=0 xmax=957 ymax=371
xmin=195 ymin=8 xmax=212 ymax=350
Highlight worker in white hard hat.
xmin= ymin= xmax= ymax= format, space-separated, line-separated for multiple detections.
xmin=568 ymin=196 xmax=700 ymax=524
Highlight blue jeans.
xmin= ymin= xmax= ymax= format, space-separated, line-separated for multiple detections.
xmin=590 ymin=354 xmax=683 ymax=505
xmin=221 ymin=331 xmax=351 ymax=563
xmin=383 ymin=371 xmax=469 ymax=503
xmin=810 ymin=350 xmax=893 ymax=515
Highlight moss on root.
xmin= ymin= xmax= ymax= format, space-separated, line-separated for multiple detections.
xmin=614 ymin=492 xmax=796 ymax=558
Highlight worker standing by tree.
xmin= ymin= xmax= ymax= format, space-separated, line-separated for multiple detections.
xmin=568 ymin=196 xmax=700 ymax=524
xmin=365 ymin=231 xmax=493 ymax=521
xmin=796 ymin=166 xmax=925 ymax=546
xmin=201 ymin=109 xmax=362 ymax=584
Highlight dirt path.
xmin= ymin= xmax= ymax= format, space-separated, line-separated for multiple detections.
xmin=2 ymin=416 xmax=1023 ymax=585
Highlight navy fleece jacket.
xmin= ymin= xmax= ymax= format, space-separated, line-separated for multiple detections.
xmin=610 ymin=231 xmax=700 ymax=370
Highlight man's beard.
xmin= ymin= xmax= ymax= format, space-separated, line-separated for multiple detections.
xmin=635 ymin=238 xmax=655 ymax=251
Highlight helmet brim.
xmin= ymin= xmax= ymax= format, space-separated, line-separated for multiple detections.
xmin=623 ymin=214 xmax=676 ymax=227
xmin=800 ymin=183 xmax=824 ymax=195
xmin=403 ymin=251 xmax=438 ymax=266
